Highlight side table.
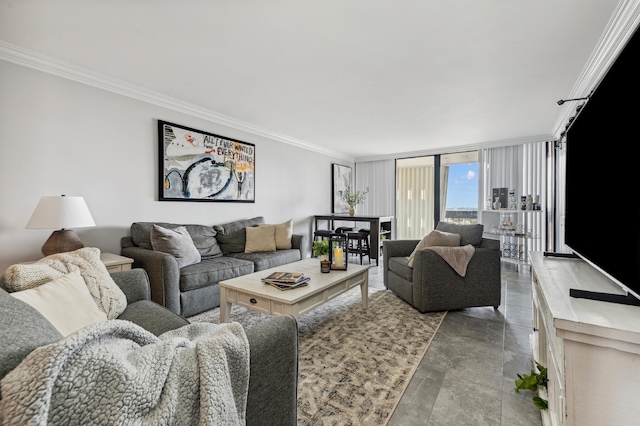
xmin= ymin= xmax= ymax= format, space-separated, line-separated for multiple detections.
xmin=100 ymin=253 xmax=134 ymax=273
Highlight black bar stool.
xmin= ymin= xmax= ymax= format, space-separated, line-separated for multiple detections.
xmin=313 ymin=229 xmax=334 ymax=241
xmin=335 ymin=227 xmax=370 ymax=265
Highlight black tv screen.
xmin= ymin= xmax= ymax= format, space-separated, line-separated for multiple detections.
xmin=564 ymin=26 xmax=640 ymax=301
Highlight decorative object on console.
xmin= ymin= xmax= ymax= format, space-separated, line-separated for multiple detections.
xmin=342 ymin=186 xmax=369 ymax=216
xmin=26 ymin=195 xmax=96 ymax=256
xmin=158 ymin=120 xmax=255 ymax=202
xmin=508 ymin=188 xmax=517 ymax=210
xmin=492 ymin=187 xmax=508 ymax=210
xmin=329 ymin=233 xmax=348 ymax=270
xmin=521 ymin=195 xmax=527 ymax=210
xmin=526 ymin=195 xmax=533 ymax=210
xmin=332 ymin=164 xmax=352 ymax=213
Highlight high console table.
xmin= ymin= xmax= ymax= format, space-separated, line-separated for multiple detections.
xmin=314 ymin=214 xmax=393 ymax=265
xmin=529 ymin=252 xmax=640 ymax=426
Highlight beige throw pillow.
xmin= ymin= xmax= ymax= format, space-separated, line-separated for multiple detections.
xmin=259 ymin=219 xmax=293 ymax=250
xmin=150 ymin=224 xmax=201 ymax=268
xmin=2 ymin=247 xmax=127 ymax=319
xmin=245 ymin=225 xmax=277 ymax=253
xmin=10 ymin=270 xmax=107 ymax=337
xmin=407 ymin=229 xmax=461 ymax=267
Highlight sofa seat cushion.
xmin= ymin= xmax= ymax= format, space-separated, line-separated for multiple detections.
xmin=179 ymin=257 xmax=255 ymax=292
xmin=227 ymin=249 xmax=301 ymax=272
xmin=388 ymin=256 xmax=413 ymax=282
xmin=118 ymin=300 xmax=189 ymax=336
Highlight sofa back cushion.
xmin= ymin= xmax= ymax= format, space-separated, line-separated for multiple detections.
xmin=0 ymin=287 xmax=63 ymax=382
xmin=436 ymin=222 xmax=484 ymax=247
xmin=214 ymin=216 xmax=266 ymax=254
xmin=131 ymin=222 xmax=222 ymax=258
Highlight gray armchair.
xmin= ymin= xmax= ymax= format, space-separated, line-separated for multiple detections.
xmin=383 ymin=222 xmax=501 ymax=312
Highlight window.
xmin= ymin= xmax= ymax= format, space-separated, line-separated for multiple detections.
xmin=396 ymin=151 xmax=478 ymax=239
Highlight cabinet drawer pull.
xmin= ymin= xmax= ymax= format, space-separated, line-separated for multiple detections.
xmin=250 ymin=298 xmax=257 ymax=304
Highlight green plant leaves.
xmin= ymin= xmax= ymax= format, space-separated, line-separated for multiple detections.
xmin=514 ymin=361 xmax=548 ymax=410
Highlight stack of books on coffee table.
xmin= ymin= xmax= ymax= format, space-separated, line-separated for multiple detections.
xmin=261 ymin=272 xmax=310 ymax=290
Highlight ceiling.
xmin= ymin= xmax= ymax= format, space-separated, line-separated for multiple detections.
xmin=0 ymin=0 xmax=629 ymax=161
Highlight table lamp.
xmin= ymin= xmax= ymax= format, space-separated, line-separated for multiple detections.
xmin=26 ymin=195 xmax=96 ymax=256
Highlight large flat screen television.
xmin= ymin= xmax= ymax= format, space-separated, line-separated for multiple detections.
xmin=564 ymin=26 xmax=640 ymax=305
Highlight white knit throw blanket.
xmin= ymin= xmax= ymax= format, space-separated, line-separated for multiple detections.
xmin=0 ymin=320 xmax=250 ymax=426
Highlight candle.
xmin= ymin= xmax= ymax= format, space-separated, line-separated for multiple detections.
xmin=333 ymin=248 xmax=344 ymax=267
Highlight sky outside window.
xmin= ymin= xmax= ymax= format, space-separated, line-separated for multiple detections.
xmin=445 ymin=162 xmax=478 ymax=209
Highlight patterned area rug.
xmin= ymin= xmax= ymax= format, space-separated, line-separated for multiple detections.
xmin=188 ymin=287 xmax=446 ymax=425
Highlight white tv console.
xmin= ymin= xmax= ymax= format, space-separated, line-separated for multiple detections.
xmin=529 ymin=252 xmax=640 ymax=426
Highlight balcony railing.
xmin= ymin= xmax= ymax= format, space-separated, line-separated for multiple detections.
xmin=444 ymin=209 xmax=477 ymax=224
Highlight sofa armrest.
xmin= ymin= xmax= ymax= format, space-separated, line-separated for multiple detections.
xmin=479 ymin=237 xmax=500 ymax=250
xmin=291 ymin=234 xmax=307 ymax=259
xmin=383 ymin=239 xmax=419 ymax=290
xmin=383 ymin=239 xmax=419 ymax=258
xmin=245 ymin=315 xmax=298 ymax=426
xmin=120 ymin=245 xmax=182 ymax=314
xmin=110 ymin=269 xmax=151 ymax=304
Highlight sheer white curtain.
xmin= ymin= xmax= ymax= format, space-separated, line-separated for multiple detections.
xmin=354 ymin=159 xmax=395 ymax=216
xmin=396 ymin=164 xmax=435 ymax=239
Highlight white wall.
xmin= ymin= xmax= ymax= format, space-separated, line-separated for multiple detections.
xmin=0 ymin=61 xmax=349 ymax=271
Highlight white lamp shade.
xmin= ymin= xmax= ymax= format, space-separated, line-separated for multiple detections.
xmin=26 ymin=196 xmax=96 ymax=229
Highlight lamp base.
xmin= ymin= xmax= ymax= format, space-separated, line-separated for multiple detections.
xmin=41 ymin=229 xmax=85 ymax=256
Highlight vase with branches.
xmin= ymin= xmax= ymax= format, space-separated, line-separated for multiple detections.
xmin=342 ymin=186 xmax=369 ymax=216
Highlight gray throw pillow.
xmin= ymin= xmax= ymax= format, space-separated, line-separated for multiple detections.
xmin=214 ymin=216 xmax=266 ymax=254
xmin=150 ymin=224 xmax=202 ymax=268
xmin=0 ymin=287 xmax=63 ymax=382
xmin=131 ymin=222 xmax=222 ymax=258
xmin=436 ymin=222 xmax=484 ymax=247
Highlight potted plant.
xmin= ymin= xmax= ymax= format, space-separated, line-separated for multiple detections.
xmin=313 ymin=239 xmax=329 ymax=260
xmin=342 ymin=186 xmax=369 ymax=216
xmin=514 ymin=361 xmax=548 ymax=410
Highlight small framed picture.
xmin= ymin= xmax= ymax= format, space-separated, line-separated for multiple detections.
xmin=332 ymin=164 xmax=352 ymax=213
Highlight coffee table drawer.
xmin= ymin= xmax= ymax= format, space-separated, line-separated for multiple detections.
xmin=236 ymin=291 xmax=271 ymax=314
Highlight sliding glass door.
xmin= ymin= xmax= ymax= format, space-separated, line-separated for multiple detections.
xmin=396 ymin=151 xmax=478 ymax=240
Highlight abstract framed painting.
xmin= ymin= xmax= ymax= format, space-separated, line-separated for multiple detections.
xmin=158 ymin=120 xmax=255 ymax=202
xmin=332 ymin=164 xmax=352 ymax=213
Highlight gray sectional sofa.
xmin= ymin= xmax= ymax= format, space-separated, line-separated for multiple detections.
xmin=121 ymin=216 xmax=307 ymax=316
xmin=0 ymin=268 xmax=299 ymax=425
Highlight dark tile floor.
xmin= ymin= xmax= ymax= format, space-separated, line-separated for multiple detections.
xmin=365 ymin=260 xmax=543 ymax=426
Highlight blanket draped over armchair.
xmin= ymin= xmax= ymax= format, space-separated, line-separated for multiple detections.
xmin=0 ymin=320 xmax=250 ymax=426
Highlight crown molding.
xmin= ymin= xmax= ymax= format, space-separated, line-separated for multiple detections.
xmin=0 ymin=41 xmax=353 ymax=162
xmin=354 ymin=134 xmax=554 ymax=163
xmin=552 ymin=0 xmax=640 ymax=138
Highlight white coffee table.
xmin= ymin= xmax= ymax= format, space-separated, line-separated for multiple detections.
xmin=219 ymin=258 xmax=369 ymax=322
